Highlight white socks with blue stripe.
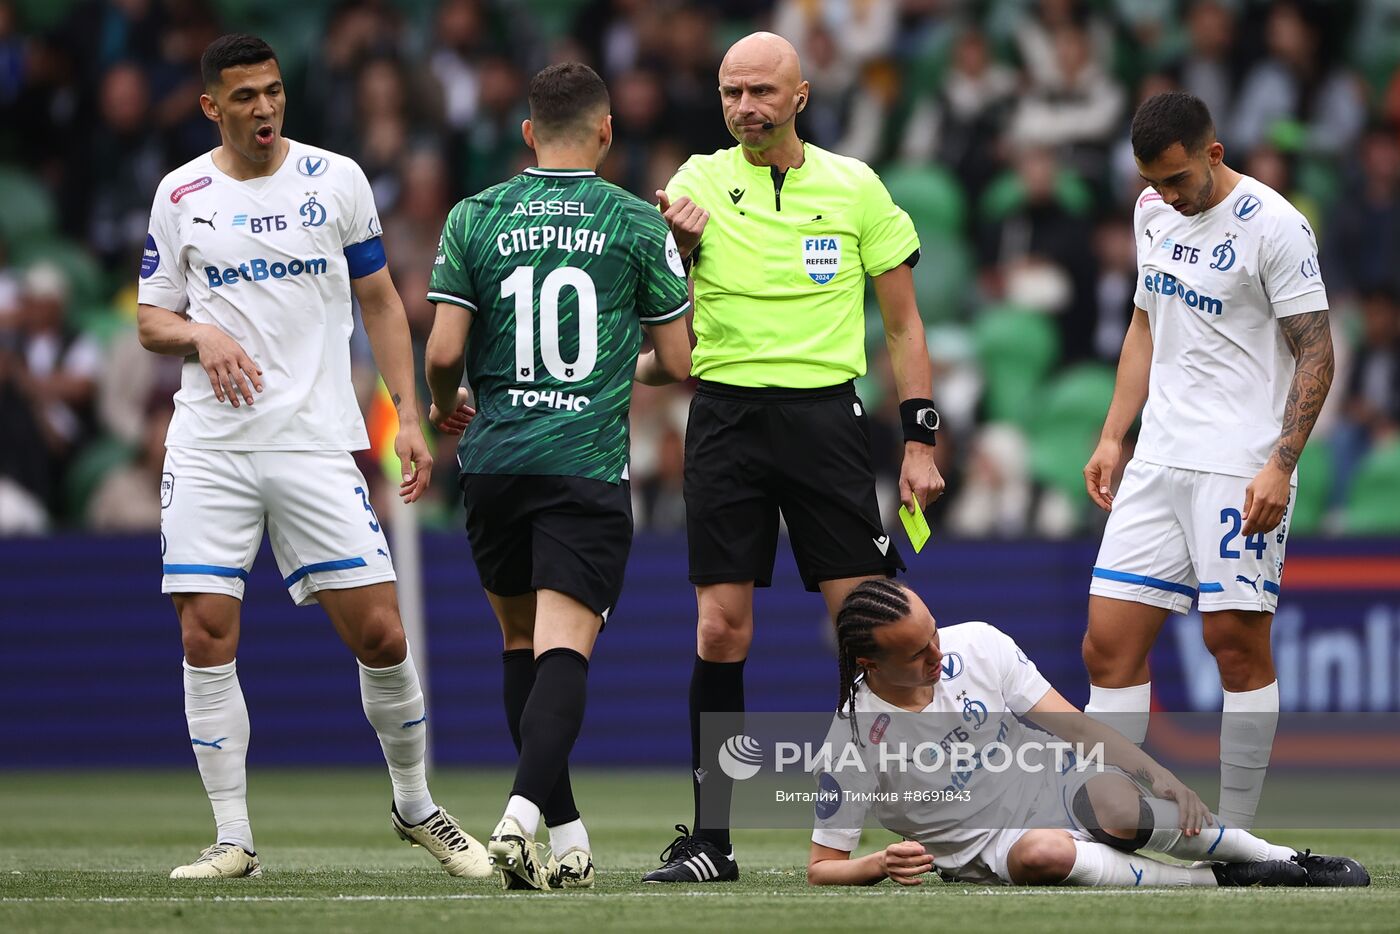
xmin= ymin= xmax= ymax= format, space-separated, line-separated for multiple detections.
xmin=1220 ymin=681 xmax=1279 ymax=828
xmin=184 ymin=659 xmax=254 ymax=853
xmin=359 ymin=652 xmax=437 ymax=825
xmin=1143 ymin=797 xmax=1293 ymax=863
xmin=1085 ymin=682 xmax=1152 ymax=745
xmin=1065 ymin=839 xmax=1215 ymax=887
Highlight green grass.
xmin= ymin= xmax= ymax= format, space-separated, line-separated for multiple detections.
xmin=1 ymin=769 xmax=1396 ymax=933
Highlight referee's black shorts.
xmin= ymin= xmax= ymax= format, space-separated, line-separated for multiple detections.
xmin=684 ymin=379 xmax=903 ymax=592
xmin=460 ymin=473 xmax=633 ymax=618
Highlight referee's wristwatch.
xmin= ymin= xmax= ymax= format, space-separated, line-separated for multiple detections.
xmin=900 ymin=398 xmax=940 ymax=446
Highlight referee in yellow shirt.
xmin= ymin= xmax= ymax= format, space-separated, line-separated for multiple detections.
xmin=643 ymin=32 xmax=946 ymax=883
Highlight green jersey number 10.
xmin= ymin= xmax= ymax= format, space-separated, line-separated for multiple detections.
xmin=501 ymin=264 xmax=597 ymax=383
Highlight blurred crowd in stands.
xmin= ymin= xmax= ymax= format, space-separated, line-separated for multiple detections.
xmin=1 ymin=0 xmax=1398 ymax=537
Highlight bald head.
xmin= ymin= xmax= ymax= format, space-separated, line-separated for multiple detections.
xmin=717 ymin=31 xmax=808 ymax=153
xmin=720 ymin=31 xmax=803 ymax=87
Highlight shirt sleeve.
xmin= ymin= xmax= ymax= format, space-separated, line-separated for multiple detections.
xmin=857 ymin=166 xmax=920 ymax=278
xmin=981 ymin=623 xmax=1052 ymax=714
xmin=340 ymin=159 xmax=383 ymax=249
xmin=136 ymin=189 xmax=188 ymax=312
xmin=1261 ymin=210 xmax=1328 ymax=318
xmin=426 ymin=199 xmax=478 ymax=312
xmin=1132 ymin=189 xmax=1155 ymax=309
xmin=811 ymin=712 xmax=876 ymax=852
xmin=634 ymin=209 xmax=691 ymax=325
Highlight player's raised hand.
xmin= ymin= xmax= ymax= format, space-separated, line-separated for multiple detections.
xmin=1084 ymin=437 xmax=1122 ymax=511
xmin=655 ymin=190 xmax=708 ymax=258
xmin=879 ymin=840 xmax=934 ymax=885
xmin=1150 ymin=769 xmax=1213 ymax=837
xmin=192 ymin=323 xmax=262 ymax=408
xmin=429 ymin=387 xmax=475 ymax=436
xmin=1242 ymin=462 xmax=1291 ymax=536
xmin=395 ymin=421 xmax=433 ymax=503
xmin=899 ymin=441 xmax=946 ymax=512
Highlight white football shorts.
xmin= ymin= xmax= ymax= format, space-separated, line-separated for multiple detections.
xmin=1090 ymin=459 xmax=1291 ymax=615
xmin=160 ymin=447 xmax=396 ymax=605
xmin=977 ymin=759 xmax=1129 ymax=885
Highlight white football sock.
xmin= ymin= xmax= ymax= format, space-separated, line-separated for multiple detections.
xmin=359 ymin=653 xmax=436 ymax=825
xmin=504 ymin=795 xmax=541 ymax=836
xmin=547 ymin=818 xmax=590 ymax=855
xmin=184 ymin=659 xmax=253 ymax=853
xmin=1085 ymin=682 xmax=1152 ymax=745
xmin=1065 ymin=839 xmax=1216 ymax=887
xmin=1220 ymin=681 xmax=1279 ymax=829
xmin=1143 ymin=797 xmax=1294 ymax=863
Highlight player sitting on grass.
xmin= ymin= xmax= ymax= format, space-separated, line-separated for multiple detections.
xmin=807 ymin=579 xmax=1369 ymax=888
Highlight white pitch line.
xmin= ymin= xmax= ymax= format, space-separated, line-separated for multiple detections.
xmin=0 ymin=888 xmax=1372 ymax=905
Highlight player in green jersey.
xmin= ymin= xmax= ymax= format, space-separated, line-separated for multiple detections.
xmin=424 ymin=62 xmax=692 ymax=891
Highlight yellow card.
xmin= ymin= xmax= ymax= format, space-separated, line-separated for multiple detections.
xmin=899 ymin=495 xmax=931 ymax=553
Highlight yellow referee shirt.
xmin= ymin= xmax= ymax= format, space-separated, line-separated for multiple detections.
xmin=665 ymin=142 xmax=920 ymax=388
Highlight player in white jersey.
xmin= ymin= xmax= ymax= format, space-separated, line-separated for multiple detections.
xmin=1080 ymin=93 xmax=1335 ymax=830
xmin=807 ymin=580 xmax=1367 ymax=888
xmin=135 ymin=34 xmax=486 ymax=880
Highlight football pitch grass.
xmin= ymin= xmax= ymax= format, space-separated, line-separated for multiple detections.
xmin=2 ymin=769 xmax=1397 ymax=933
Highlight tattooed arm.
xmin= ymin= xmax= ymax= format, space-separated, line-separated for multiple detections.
xmin=1242 ymin=310 xmax=1335 ymax=536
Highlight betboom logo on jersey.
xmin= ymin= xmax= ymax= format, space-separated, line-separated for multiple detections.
xmin=204 ymin=256 xmax=329 ymax=288
xmin=1141 ymin=271 xmax=1223 ymax=316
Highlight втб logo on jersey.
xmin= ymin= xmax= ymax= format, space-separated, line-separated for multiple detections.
xmin=232 ymin=213 xmax=287 ymax=233
xmin=1141 ymin=271 xmax=1223 ymax=316
xmin=204 ymin=256 xmax=328 ymax=288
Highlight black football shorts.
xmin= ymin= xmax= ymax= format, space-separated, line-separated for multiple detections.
xmin=684 ymin=380 xmax=903 ymax=592
xmin=461 ymin=473 xmax=633 ymax=618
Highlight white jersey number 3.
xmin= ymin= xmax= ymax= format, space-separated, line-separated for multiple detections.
xmin=502 ymin=264 xmax=597 ymax=383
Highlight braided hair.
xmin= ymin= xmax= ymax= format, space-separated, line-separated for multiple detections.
xmin=834 ymin=578 xmax=912 ymax=745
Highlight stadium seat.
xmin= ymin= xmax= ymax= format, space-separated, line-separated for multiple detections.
xmin=14 ymin=0 xmax=77 ymax=30
xmin=972 ymin=306 xmax=1059 ymax=426
xmin=978 ymin=168 xmax=1094 ymax=224
xmin=75 ymin=304 xmax=130 ymax=347
xmin=1343 ymin=440 xmax=1400 ymax=534
xmin=1289 ymin=435 xmax=1333 ymax=536
xmin=909 ymin=228 xmax=972 ymax=322
xmin=1028 ymin=364 xmax=1117 ymax=503
xmin=13 ymin=237 xmax=107 ymax=307
xmin=522 ymin=0 xmax=592 ymax=40
xmin=64 ymin=436 xmax=136 ymax=522
xmin=0 ymin=168 xmax=57 ymax=242
xmin=881 ymin=164 xmax=966 ymax=236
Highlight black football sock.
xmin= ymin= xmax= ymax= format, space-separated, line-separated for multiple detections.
xmin=503 ymin=649 xmax=580 ymax=826
xmin=690 ymin=655 xmax=746 ymax=852
xmin=510 ymin=648 xmax=589 ymax=811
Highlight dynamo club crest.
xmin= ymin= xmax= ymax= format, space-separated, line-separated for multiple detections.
xmin=803 ymin=235 xmax=840 ymax=284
